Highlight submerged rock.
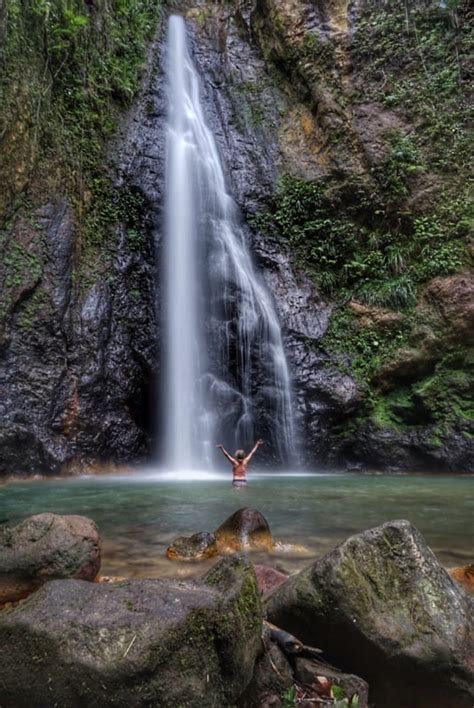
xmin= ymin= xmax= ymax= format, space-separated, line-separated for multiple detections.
xmin=215 ymin=508 xmax=274 ymax=553
xmin=0 ymin=513 xmax=100 ymax=604
xmin=0 ymin=555 xmax=261 ymax=707
xmin=265 ymin=520 xmax=474 ymax=708
xmin=166 ymin=531 xmax=218 ymax=561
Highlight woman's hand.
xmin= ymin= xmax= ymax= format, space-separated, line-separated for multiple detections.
xmin=216 ymin=444 xmax=224 ymax=449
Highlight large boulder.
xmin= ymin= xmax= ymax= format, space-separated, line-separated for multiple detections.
xmin=265 ymin=520 xmax=474 ymax=708
xmin=0 ymin=555 xmax=261 ymax=707
xmin=0 ymin=513 xmax=100 ymax=603
xmin=215 ymin=508 xmax=274 ymax=553
xmin=166 ymin=531 xmax=218 ymax=561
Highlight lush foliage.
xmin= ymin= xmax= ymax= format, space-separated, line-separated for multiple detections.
xmin=351 ymin=0 xmax=473 ymax=173
xmin=0 ymin=0 xmax=160 ymax=229
xmin=0 ymin=0 xmax=160 ymax=339
xmin=253 ymin=0 xmax=473 ymax=440
xmin=253 ymin=174 xmax=470 ymax=308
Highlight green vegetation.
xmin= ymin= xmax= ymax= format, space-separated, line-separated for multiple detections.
xmin=322 ymin=309 xmax=412 ymax=384
xmin=0 ymin=0 xmax=160 ymax=338
xmin=1 ymin=0 xmax=159 ymax=187
xmin=352 ymin=0 xmax=473 ymax=173
xmin=252 ymin=0 xmax=472 ymax=442
xmin=282 ymin=686 xmax=296 ymax=707
xmin=253 ymin=174 xmax=470 ymax=308
xmin=0 ymin=0 xmax=160 ymax=267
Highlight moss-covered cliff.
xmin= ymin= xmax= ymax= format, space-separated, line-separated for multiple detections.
xmin=247 ymin=0 xmax=473 ymax=470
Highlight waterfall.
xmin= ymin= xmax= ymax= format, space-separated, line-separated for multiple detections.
xmin=163 ymin=15 xmax=295 ymax=471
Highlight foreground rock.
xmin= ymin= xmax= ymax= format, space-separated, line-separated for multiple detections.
xmin=166 ymin=531 xmax=218 ymax=561
xmin=215 ymin=508 xmax=274 ymax=553
xmin=0 ymin=555 xmax=261 ymax=707
xmin=0 ymin=513 xmax=100 ymax=603
xmin=266 ymin=520 xmax=474 ymax=708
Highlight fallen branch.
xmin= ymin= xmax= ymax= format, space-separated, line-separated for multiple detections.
xmin=263 ymin=620 xmax=322 ymax=658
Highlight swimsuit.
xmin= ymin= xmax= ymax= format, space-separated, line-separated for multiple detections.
xmin=232 ymin=479 xmax=247 ymax=488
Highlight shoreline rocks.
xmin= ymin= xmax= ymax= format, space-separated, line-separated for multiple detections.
xmin=449 ymin=564 xmax=474 ymax=594
xmin=0 ymin=513 xmax=100 ymax=604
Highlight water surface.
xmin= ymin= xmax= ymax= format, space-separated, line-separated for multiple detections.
xmin=1 ymin=472 xmax=472 ymax=579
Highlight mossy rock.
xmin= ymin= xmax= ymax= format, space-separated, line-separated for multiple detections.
xmin=265 ymin=520 xmax=474 ymax=708
xmin=0 ymin=513 xmax=100 ymax=604
xmin=0 ymin=555 xmax=261 ymax=707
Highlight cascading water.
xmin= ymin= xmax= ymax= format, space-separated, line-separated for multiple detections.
xmin=163 ymin=15 xmax=295 ymax=471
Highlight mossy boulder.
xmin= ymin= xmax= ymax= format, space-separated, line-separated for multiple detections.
xmin=265 ymin=520 xmax=474 ymax=708
xmin=166 ymin=531 xmax=218 ymax=561
xmin=0 ymin=513 xmax=100 ymax=603
xmin=0 ymin=555 xmax=262 ymax=707
xmin=215 ymin=508 xmax=274 ymax=553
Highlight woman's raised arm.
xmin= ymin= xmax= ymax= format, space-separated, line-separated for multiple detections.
xmin=216 ymin=444 xmax=237 ymax=465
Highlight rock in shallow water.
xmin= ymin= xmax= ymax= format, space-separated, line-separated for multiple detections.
xmin=0 ymin=555 xmax=261 ymax=707
xmin=215 ymin=507 xmax=274 ymax=553
xmin=166 ymin=531 xmax=218 ymax=561
xmin=0 ymin=513 xmax=100 ymax=603
xmin=265 ymin=519 xmax=474 ymax=708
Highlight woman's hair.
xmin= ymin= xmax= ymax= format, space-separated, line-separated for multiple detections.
xmin=234 ymin=449 xmax=245 ymax=461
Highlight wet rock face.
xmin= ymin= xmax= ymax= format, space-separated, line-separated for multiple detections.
xmin=265 ymin=520 xmax=474 ymax=708
xmin=0 ymin=513 xmax=100 ymax=603
xmin=0 ymin=113 xmax=157 ymax=474
xmin=327 ymin=419 xmax=474 ymax=473
xmin=0 ymin=555 xmax=262 ymax=707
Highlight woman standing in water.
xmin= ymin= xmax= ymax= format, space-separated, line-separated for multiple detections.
xmin=216 ymin=440 xmax=263 ymax=487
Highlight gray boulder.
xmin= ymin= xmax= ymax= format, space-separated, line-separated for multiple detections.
xmin=0 ymin=513 xmax=100 ymax=603
xmin=265 ymin=520 xmax=474 ymax=708
xmin=0 ymin=555 xmax=261 ymax=707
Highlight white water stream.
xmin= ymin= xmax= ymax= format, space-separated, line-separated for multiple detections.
xmin=163 ymin=15 xmax=295 ymax=470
